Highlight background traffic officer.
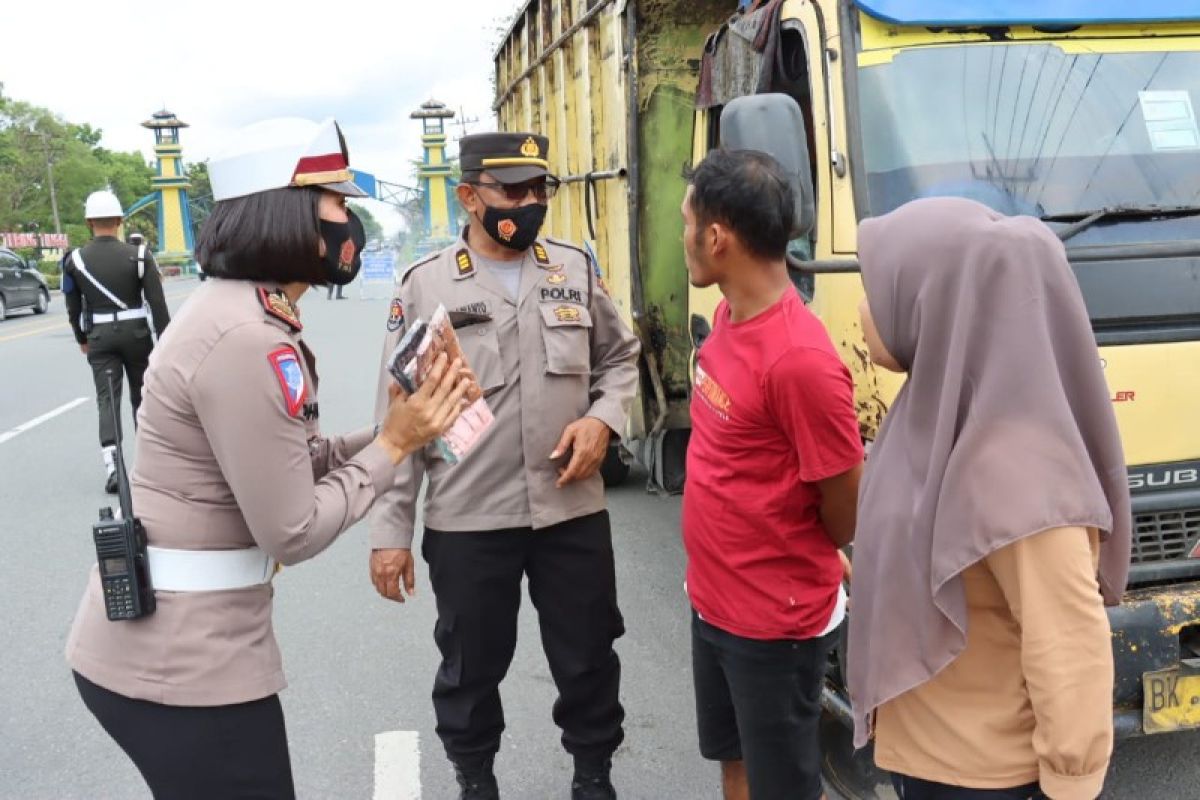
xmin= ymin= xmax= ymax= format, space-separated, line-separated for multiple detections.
xmin=370 ymin=132 xmax=641 ymax=800
xmin=63 ymin=190 xmax=170 ymax=492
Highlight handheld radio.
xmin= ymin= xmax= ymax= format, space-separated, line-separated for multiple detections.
xmin=92 ymin=371 xmax=155 ymax=620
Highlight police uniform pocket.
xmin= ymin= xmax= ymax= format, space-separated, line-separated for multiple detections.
xmin=538 ymin=303 xmax=592 ymax=375
xmin=457 ymin=324 xmax=505 ymax=396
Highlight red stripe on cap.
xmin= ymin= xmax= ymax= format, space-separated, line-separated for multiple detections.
xmin=293 ymin=153 xmax=348 ymax=177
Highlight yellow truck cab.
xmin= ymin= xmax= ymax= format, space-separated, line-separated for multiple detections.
xmin=493 ymin=1 xmax=1200 ymax=793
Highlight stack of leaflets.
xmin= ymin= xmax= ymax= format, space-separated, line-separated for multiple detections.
xmin=387 ymin=304 xmax=495 ymax=464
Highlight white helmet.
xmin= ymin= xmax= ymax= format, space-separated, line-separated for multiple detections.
xmin=84 ymin=190 xmax=124 ymax=220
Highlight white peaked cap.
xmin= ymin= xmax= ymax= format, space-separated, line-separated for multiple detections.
xmin=208 ymin=117 xmax=368 ymax=202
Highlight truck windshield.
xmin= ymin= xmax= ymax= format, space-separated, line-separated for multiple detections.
xmin=856 ymin=43 xmax=1200 ymax=239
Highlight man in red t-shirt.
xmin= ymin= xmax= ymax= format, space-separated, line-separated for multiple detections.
xmin=681 ymin=149 xmax=863 ymax=800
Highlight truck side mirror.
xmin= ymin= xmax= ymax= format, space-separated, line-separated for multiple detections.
xmin=719 ymin=93 xmax=815 ymax=239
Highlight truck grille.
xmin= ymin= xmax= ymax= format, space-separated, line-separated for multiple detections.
xmin=1132 ymin=508 xmax=1200 ymax=564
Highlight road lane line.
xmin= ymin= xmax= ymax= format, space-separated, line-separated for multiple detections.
xmin=0 ymin=398 xmax=89 ymax=446
xmin=374 ymin=730 xmax=421 ymax=800
xmin=0 ymin=321 xmax=63 ymax=343
xmin=0 ymin=286 xmax=197 ymax=344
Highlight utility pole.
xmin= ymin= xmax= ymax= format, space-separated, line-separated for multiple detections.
xmin=449 ymin=107 xmax=481 ymax=141
xmin=38 ymin=131 xmax=63 ymax=234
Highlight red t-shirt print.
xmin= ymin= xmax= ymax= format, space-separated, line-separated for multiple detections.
xmin=682 ymin=289 xmax=864 ymax=641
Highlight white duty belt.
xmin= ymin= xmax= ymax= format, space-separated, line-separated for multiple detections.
xmin=90 ymin=307 xmax=148 ymax=325
xmin=146 ymin=546 xmax=278 ymax=592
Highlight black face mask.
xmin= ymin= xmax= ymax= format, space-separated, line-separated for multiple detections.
xmin=320 ymin=209 xmax=365 ymax=285
xmin=480 ymin=202 xmax=547 ymax=251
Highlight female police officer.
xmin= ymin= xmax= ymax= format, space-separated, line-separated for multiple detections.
xmin=64 ymin=118 xmax=472 ymax=799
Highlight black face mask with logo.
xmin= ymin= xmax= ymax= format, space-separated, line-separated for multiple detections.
xmin=319 ymin=209 xmax=366 ymax=285
xmin=480 ymin=202 xmax=547 ymax=252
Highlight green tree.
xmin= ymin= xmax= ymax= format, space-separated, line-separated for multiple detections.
xmin=0 ymin=83 xmax=154 ymax=246
xmin=349 ymin=202 xmax=385 ymax=242
xmin=186 ymin=160 xmax=213 ymax=230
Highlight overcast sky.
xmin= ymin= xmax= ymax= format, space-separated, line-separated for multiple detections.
xmin=0 ymin=0 xmax=526 ymax=233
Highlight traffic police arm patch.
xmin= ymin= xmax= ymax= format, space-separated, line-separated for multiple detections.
xmin=268 ymin=347 xmax=308 ymax=417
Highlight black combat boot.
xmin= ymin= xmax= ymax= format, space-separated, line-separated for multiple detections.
xmin=571 ymin=756 xmax=616 ymax=800
xmin=453 ymin=754 xmax=500 ymax=800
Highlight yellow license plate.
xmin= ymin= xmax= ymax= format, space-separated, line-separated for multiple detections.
xmin=1143 ymin=667 xmax=1200 ymax=734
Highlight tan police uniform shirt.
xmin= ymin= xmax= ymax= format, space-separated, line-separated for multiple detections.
xmin=874 ymin=526 xmax=1112 ymax=800
xmin=369 ymin=233 xmax=641 ymax=547
xmin=66 ymin=278 xmax=396 ymax=706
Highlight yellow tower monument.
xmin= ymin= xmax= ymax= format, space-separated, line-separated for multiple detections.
xmin=140 ymin=109 xmax=194 ymax=261
xmin=411 ymin=99 xmax=456 ymax=242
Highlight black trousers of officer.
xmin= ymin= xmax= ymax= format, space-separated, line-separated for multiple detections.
xmin=421 ymin=510 xmax=625 ymax=766
xmin=87 ymin=319 xmax=153 ymax=447
xmin=74 ymin=672 xmax=295 ymax=799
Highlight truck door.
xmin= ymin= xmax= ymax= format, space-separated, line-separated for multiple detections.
xmin=688 ymin=6 xmax=828 ymax=355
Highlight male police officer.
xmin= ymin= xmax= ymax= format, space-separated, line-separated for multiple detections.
xmin=64 ymin=190 xmax=171 ymax=492
xmin=370 ymin=132 xmax=641 ymax=800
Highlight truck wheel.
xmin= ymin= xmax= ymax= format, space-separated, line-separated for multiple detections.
xmin=601 ymin=444 xmax=631 ymax=487
xmin=821 ymin=621 xmax=896 ymax=799
xmin=820 ymin=710 xmax=897 ymax=800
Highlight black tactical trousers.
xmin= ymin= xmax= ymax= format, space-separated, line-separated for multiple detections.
xmin=87 ymin=319 xmax=153 ymax=447
xmin=421 ymin=511 xmax=625 ymax=766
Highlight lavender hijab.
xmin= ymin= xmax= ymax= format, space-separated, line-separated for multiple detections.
xmin=848 ymin=197 xmax=1131 ymax=748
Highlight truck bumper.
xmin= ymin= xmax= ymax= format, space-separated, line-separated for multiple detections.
xmin=1111 ymin=580 xmax=1200 ymax=738
xmin=821 ymin=581 xmax=1200 ymax=740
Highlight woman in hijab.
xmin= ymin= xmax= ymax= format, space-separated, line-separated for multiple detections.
xmin=848 ymin=197 xmax=1131 ymax=800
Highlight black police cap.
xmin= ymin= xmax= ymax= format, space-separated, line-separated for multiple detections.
xmin=460 ymin=132 xmax=550 ymax=184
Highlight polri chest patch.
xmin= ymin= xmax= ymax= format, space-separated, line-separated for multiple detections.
xmin=268 ymin=347 xmax=308 ymax=417
xmin=541 ymin=286 xmax=584 ymax=304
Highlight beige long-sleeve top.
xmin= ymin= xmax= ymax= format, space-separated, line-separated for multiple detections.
xmin=66 ymin=279 xmax=395 ymax=706
xmin=874 ymin=526 xmax=1112 ymax=800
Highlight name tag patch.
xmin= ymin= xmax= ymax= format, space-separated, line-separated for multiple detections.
xmin=268 ymin=347 xmax=308 ymax=417
xmin=454 ymin=301 xmax=490 ymax=316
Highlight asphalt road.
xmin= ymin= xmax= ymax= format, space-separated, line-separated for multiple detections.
xmin=1 ymin=279 xmax=1197 ymax=799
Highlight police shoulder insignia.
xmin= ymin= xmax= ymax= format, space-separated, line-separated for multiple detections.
xmin=532 ymin=242 xmax=551 ymax=266
xmin=545 ymin=236 xmax=588 ymax=259
xmin=268 ymin=347 xmax=308 ymax=417
xmin=400 ymin=251 xmax=439 ymax=286
xmin=257 ymin=287 xmax=302 ymax=332
xmin=455 ymin=249 xmax=475 ymax=278
xmin=554 ymin=305 xmax=582 ymax=323
xmin=547 ymin=273 xmax=566 ymax=285
xmin=387 ymin=298 xmax=405 ymax=332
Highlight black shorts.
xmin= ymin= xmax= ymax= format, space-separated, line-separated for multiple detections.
xmin=691 ymin=611 xmax=834 ymax=800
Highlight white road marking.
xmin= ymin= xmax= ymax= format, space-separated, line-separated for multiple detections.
xmin=0 ymin=397 xmax=88 ymax=446
xmin=374 ymin=730 xmax=422 ymax=800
